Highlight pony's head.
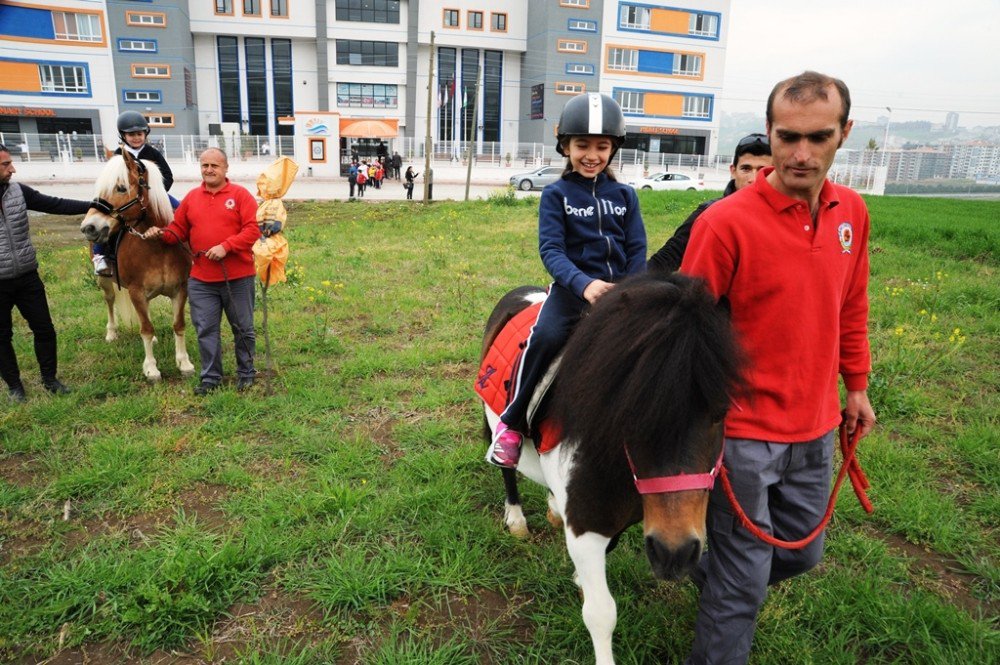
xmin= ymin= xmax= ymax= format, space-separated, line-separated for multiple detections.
xmin=551 ymin=272 xmax=744 ymax=581
xmin=81 ymin=151 xmax=172 ymax=243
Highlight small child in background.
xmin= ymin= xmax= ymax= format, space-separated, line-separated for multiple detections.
xmin=486 ymin=93 xmax=647 ymax=468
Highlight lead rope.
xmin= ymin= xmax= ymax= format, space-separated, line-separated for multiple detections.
xmin=718 ymin=420 xmax=874 ymax=550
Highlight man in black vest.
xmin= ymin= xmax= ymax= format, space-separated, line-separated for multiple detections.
xmin=0 ymin=144 xmax=91 ymax=402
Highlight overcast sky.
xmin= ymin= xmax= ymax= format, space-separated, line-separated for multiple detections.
xmin=722 ymin=0 xmax=1000 ymax=127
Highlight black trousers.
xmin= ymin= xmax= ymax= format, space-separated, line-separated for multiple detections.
xmin=0 ymin=270 xmax=58 ymax=388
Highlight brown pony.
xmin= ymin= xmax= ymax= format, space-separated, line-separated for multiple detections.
xmin=80 ymin=151 xmax=194 ymax=381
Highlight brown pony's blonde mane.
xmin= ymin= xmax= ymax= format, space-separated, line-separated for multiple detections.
xmin=94 ymin=155 xmax=174 ymax=224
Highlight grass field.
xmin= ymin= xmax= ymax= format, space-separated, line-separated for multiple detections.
xmin=1 ymin=190 xmax=997 ymax=664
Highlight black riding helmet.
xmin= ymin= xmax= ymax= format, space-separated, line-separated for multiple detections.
xmin=555 ymin=93 xmax=627 ymax=157
xmin=117 ymin=111 xmax=150 ymax=140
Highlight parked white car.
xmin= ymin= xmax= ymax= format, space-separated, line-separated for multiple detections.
xmin=509 ymin=165 xmax=564 ymax=191
xmin=628 ymin=172 xmax=705 ymax=191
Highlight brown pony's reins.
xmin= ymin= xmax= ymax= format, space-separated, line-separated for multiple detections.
xmin=718 ymin=420 xmax=874 ymax=550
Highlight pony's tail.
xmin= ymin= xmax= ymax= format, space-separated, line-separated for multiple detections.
xmin=113 ymin=283 xmax=140 ymax=329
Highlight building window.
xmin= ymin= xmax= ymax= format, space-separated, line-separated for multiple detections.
xmin=566 ymin=63 xmax=594 ymax=75
xmin=560 ymin=0 xmax=589 ymax=7
xmin=271 ymin=0 xmax=287 ymax=17
xmin=615 ymin=90 xmax=644 ymax=114
xmin=619 ymin=5 xmax=650 ymax=30
xmin=482 ymin=49 xmax=502 ymax=142
xmin=39 ymin=64 xmax=89 ymax=94
xmin=144 ymin=114 xmax=174 ymax=127
xmin=272 ymin=39 xmax=294 ymax=135
xmin=674 ymin=54 xmax=702 ymax=77
xmin=468 ymin=11 xmax=483 ymax=30
xmin=491 ymin=12 xmax=507 ymax=31
xmin=52 ymin=12 xmax=103 ymax=42
xmin=131 ymin=64 xmax=170 ymax=78
xmin=118 ymin=39 xmax=157 ymax=52
xmin=217 ymin=36 xmax=242 ymax=124
xmin=689 ymin=13 xmax=719 ymax=38
xmin=215 ymin=0 xmax=233 ymax=14
xmin=336 ymin=83 xmax=399 ymax=108
xmin=683 ymin=95 xmax=712 ymax=118
xmin=125 ymin=11 xmax=166 ymax=27
xmin=555 ymin=82 xmax=585 ymax=95
xmin=123 ymin=90 xmax=162 ymax=103
xmin=243 ymin=0 xmax=261 ymax=16
xmin=443 ymin=9 xmax=459 ymax=27
xmin=557 ymin=39 xmax=587 ymax=54
xmin=334 ymin=0 xmax=400 ymax=23
xmin=335 ymin=40 xmax=399 ymax=67
xmin=568 ymin=19 xmax=597 ymax=32
xmin=245 ymin=38 xmax=267 ymax=135
xmin=607 ymin=47 xmax=637 ymax=71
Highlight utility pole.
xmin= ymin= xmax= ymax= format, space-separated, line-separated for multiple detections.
xmin=463 ymin=64 xmax=482 ymax=201
xmin=423 ymin=31 xmax=435 ymax=202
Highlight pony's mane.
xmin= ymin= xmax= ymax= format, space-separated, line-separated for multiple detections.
xmin=549 ymin=272 xmax=744 ymax=470
xmin=94 ymin=155 xmax=174 ymax=224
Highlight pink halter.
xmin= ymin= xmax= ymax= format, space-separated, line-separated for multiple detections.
xmin=625 ymin=443 xmax=725 ymax=494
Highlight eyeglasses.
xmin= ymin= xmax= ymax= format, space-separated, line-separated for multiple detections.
xmin=737 ymin=133 xmax=769 ymax=149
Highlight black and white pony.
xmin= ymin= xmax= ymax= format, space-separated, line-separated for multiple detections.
xmin=479 ymin=272 xmax=743 ymax=665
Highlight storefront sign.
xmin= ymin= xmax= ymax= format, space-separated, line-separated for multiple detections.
xmin=638 ymin=126 xmax=680 ymax=135
xmin=0 ymin=106 xmax=56 ymax=117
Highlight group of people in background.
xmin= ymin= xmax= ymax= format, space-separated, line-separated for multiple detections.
xmin=347 ymin=151 xmax=418 ymax=200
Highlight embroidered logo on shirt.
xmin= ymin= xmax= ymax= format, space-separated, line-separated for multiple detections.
xmin=837 ymin=222 xmax=853 ymax=254
xmin=225 ymin=198 xmax=236 ymax=210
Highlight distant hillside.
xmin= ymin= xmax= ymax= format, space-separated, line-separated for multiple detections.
xmin=717 ymin=112 xmax=1000 ymax=157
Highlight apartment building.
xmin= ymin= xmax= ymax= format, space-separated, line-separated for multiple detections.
xmin=2 ymin=0 xmax=731 ymax=162
xmin=105 ymin=0 xmax=198 ymax=135
xmin=0 ymin=0 xmax=118 ymax=153
xmin=523 ymin=0 xmax=729 ymax=157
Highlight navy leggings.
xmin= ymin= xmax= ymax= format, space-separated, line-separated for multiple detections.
xmin=500 ymin=283 xmax=588 ymax=432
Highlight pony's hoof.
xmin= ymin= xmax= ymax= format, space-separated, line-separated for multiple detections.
xmin=144 ymin=369 xmax=162 ymax=382
xmin=105 ymin=331 xmax=118 ymax=342
xmin=508 ymin=521 xmax=530 ymax=539
xmin=546 ymin=508 xmax=564 ymax=529
xmin=180 ymin=367 xmax=195 ymax=378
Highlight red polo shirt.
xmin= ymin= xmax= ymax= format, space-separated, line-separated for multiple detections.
xmin=162 ymin=179 xmax=260 ymax=282
xmin=681 ymin=167 xmax=872 ymax=443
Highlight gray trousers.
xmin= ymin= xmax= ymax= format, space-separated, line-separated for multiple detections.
xmin=686 ymin=431 xmax=835 ymax=665
xmin=188 ymin=275 xmax=256 ymax=385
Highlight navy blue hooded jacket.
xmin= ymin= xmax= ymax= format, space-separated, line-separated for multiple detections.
xmin=538 ymin=171 xmax=646 ymax=298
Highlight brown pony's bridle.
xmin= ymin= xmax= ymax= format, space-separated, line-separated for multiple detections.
xmin=90 ymin=158 xmax=150 ymax=232
xmin=625 ymin=445 xmax=725 ymax=494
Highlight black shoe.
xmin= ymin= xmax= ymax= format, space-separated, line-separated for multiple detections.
xmin=42 ymin=379 xmax=70 ymax=395
xmin=9 ymin=384 xmax=26 ymax=403
xmin=193 ymin=381 xmax=220 ymax=396
xmin=236 ymin=376 xmax=255 ymax=392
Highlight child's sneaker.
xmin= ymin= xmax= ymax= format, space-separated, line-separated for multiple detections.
xmin=486 ymin=423 xmax=523 ymax=468
xmin=92 ymin=254 xmax=111 ymax=276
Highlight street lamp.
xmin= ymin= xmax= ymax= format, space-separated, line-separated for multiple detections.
xmin=881 ymin=107 xmax=892 ymax=166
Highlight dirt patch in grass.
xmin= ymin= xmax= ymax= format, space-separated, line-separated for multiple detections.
xmin=62 ymin=482 xmax=231 ymax=550
xmin=334 ymin=588 xmax=534 ymax=664
xmin=0 ymin=453 xmax=42 ymax=487
xmin=879 ymin=530 xmax=997 ymax=618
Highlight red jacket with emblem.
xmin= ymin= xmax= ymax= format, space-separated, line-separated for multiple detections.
xmin=680 ymin=167 xmax=871 ymax=443
xmin=162 ymin=179 xmax=260 ymax=282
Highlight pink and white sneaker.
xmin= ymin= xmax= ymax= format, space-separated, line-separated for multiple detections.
xmin=485 ymin=423 xmax=523 ymax=468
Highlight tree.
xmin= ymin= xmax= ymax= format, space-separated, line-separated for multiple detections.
xmin=866 ymin=138 xmax=879 ymax=152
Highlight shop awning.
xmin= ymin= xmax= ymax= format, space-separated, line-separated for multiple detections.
xmin=339 ymin=118 xmax=398 ymax=138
